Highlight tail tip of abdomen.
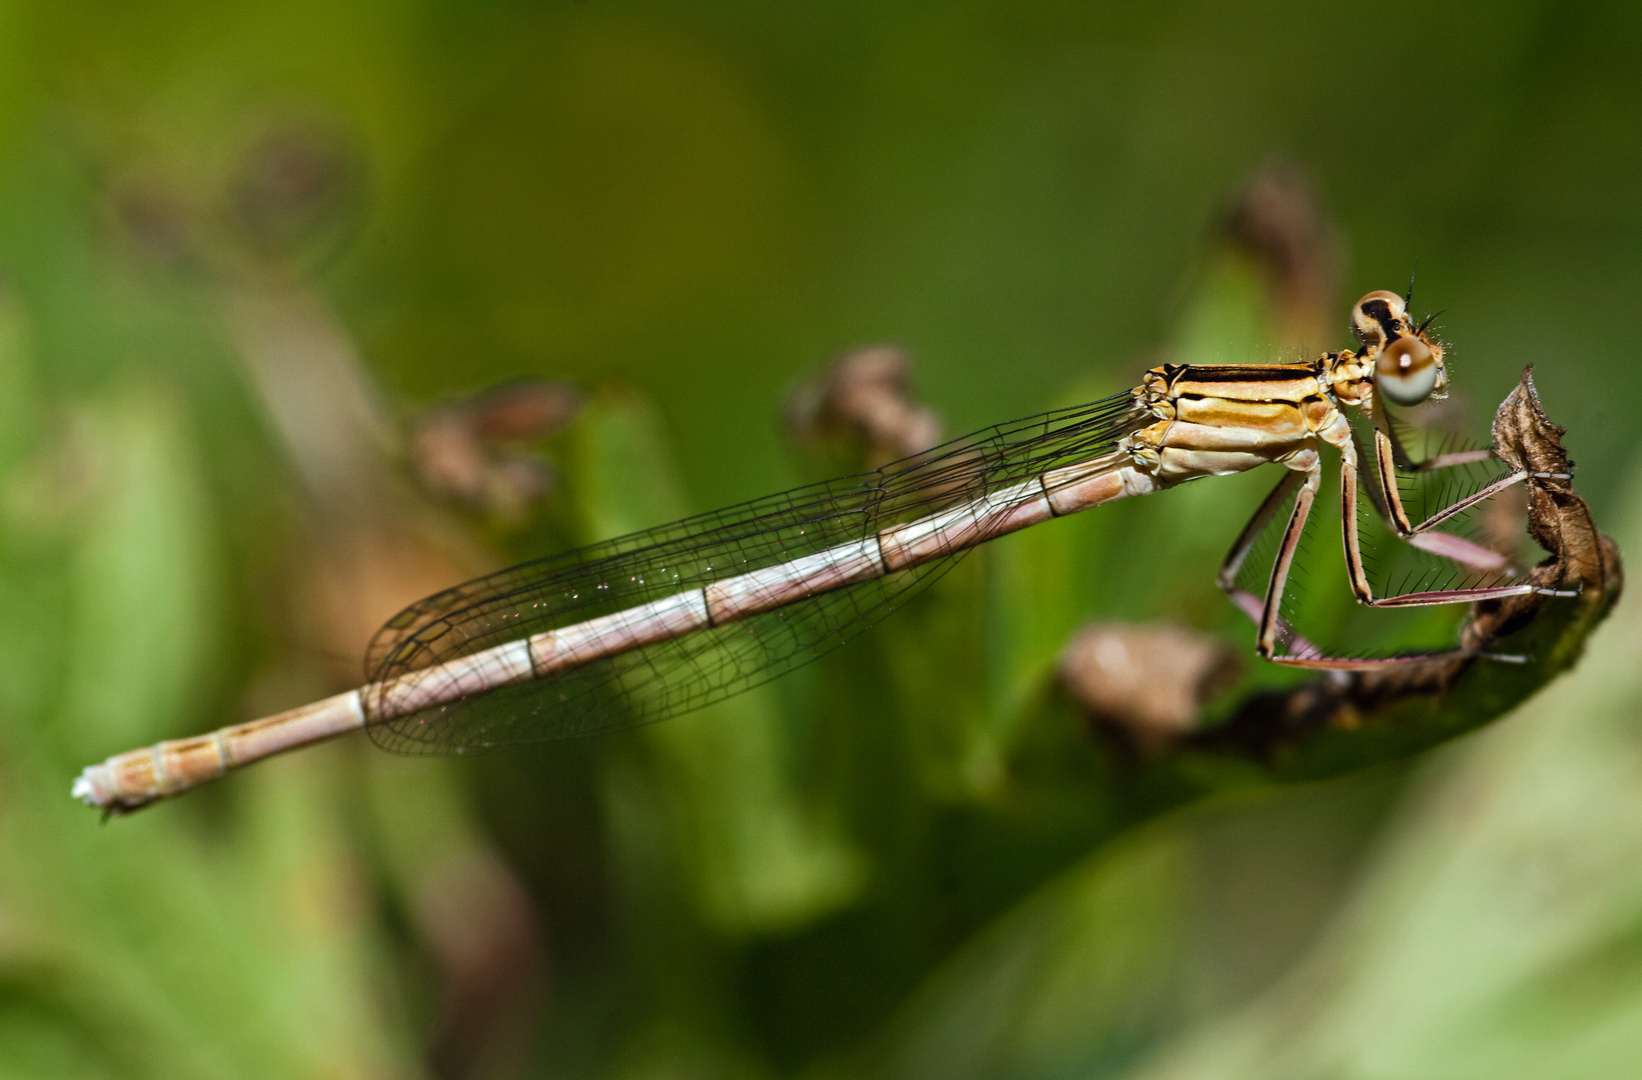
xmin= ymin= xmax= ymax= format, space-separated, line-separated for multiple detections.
xmin=71 ymin=766 xmax=106 ymax=807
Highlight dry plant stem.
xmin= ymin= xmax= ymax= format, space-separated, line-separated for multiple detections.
xmin=411 ymin=380 xmax=580 ymax=516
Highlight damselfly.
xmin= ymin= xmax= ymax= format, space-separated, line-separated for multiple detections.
xmin=74 ymin=290 xmax=1571 ymax=812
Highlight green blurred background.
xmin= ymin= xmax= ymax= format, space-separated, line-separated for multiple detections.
xmin=1 ymin=2 xmax=1640 ymax=1078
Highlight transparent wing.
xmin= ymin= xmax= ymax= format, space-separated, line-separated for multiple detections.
xmin=366 ymin=392 xmax=1144 ymax=754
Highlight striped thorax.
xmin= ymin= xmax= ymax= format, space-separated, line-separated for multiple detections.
xmin=1113 ymin=288 xmax=1446 ymax=490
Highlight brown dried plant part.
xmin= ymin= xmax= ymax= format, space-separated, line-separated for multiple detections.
xmin=1197 ymin=368 xmax=1622 ymax=762
xmin=104 ymin=165 xmax=200 ymax=271
xmin=1059 ymin=623 xmax=1243 ymax=756
xmin=787 ymin=345 xmax=942 ymax=468
xmin=228 ymin=117 xmax=361 ymax=263
xmin=98 ymin=112 xmax=362 ymax=279
xmin=410 ymin=380 xmax=582 ymax=522
xmin=1220 ymin=159 xmax=1345 ymax=350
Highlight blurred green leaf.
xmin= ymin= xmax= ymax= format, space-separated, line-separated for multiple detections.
xmin=572 ymin=392 xmax=865 ymax=936
xmin=59 ymin=391 xmax=222 ymax=757
xmin=881 ymin=825 xmax=1193 ymax=1080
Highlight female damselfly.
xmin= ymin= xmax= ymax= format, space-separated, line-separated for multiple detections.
xmin=74 ymin=290 xmax=1568 ymax=812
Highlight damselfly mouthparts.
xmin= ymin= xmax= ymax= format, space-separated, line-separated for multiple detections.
xmin=74 ymin=290 xmax=1573 ymax=812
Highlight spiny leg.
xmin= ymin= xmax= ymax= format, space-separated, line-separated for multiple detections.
xmin=1254 ymin=463 xmax=1321 ymax=661
xmin=1212 ymin=459 xmax=1493 ymax=666
xmin=1369 ymin=409 xmax=1567 ymax=569
xmin=1216 ymin=469 xmax=1322 ymax=658
xmin=1217 ymin=469 xmax=1304 ymax=593
xmin=1326 ymin=418 xmax=1556 ymax=610
xmin=1343 ymin=410 xmax=1575 ymax=601
xmin=1251 ymin=445 xmax=1539 ymax=672
xmin=1372 ymin=417 xmax=1577 ymax=602
xmin=1258 ymin=460 xmax=1501 ymax=670
xmin=1346 ymin=427 xmax=1508 ymax=572
xmin=1373 ymin=427 xmax=1522 ymax=554
xmin=1342 ymin=432 xmax=1543 ymax=609
xmin=1213 ymin=444 xmax=1557 ymax=669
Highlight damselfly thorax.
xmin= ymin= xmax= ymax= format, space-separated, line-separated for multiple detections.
xmin=74 ymin=290 xmax=1570 ymax=812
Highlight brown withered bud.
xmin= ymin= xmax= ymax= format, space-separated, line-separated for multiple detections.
xmin=1058 ymin=622 xmax=1243 ymax=755
xmin=105 ymin=167 xmax=199 ymax=270
xmin=1221 ymin=159 xmax=1344 ymax=349
xmin=411 ymin=380 xmax=582 ymax=522
xmin=788 ymin=345 xmax=941 ymax=468
xmin=229 ymin=117 xmax=361 ymax=261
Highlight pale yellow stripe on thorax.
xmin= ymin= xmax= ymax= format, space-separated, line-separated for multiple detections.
xmin=1166 ymin=374 xmax=1322 ymax=405
xmin=1172 ymin=396 xmax=1309 ymax=433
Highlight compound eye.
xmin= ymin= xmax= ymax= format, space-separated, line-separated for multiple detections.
xmin=1375 ymin=336 xmax=1438 ymax=406
xmin=1351 ymin=290 xmax=1410 ymax=348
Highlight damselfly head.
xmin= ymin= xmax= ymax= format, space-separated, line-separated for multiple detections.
xmin=1352 ymin=289 xmax=1447 ymax=406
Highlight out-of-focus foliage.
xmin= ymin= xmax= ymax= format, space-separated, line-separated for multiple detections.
xmin=0 ymin=2 xmax=1638 ymax=1078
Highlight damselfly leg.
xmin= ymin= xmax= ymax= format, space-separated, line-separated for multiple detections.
xmin=1227 ymin=402 xmax=1574 ymax=670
